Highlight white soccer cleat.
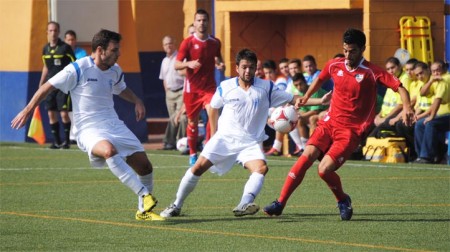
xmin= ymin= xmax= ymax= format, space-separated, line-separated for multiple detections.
xmin=233 ymin=202 xmax=260 ymax=217
xmin=160 ymin=204 xmax=181 ymax=218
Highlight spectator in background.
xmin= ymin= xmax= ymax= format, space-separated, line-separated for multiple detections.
xmin=255 ymin=59 xmax=264 ymax=79
xmin=159 ymin=36 xmax=186 ymax=150
xmin=40 ymin=22 xmax=75 ymax=149
xmin=393 ymin=58 xmax=419 ymax=159
xmin=367 ymin=57 xmax=405 ymax=138
xmin=414 ymin=60 xmax=450 ymax=164
xmin=303 ymin=54 xmax=334 ymax=92
xmin=263 ymin=59 xmax=287 ymax=90
xmin=175 ymin=9 xmax=225 ymax=166
xmin=266 ymin=59 xmax=306 ymax=156
xmin=64 ymin=30 xmax=87 ymax=59
xmin=64 ymin=29 xmax=88 ymax=144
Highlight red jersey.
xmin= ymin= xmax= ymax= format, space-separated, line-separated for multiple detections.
xmin=319 ymin=58 xmax=401 ymax=135
xmin=176 ymin=34 xmax=221 ymax=94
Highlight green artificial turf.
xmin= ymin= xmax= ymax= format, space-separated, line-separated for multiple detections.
xmin=1 ymin=143 xmax=449 ymax=251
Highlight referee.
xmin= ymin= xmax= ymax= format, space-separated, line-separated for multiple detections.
xmin=39 ymin=21 xmax=75 ymax=149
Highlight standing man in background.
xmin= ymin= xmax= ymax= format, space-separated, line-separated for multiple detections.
xmin=159 ymin=36 xmax=186 ymax=150
xmin=64 ymin=30 xmax=87 ymax=59
xmin=175 ymin=9 xmax=225 ymax=165
xmin=40 ymin=21 xmax=75 ymax=149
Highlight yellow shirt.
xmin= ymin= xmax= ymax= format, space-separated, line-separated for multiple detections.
xmin=380 ymin=88 xmax=400 ymax=117
xmin=398 ymin=71 xmax=412 ymax=92
xmin=413 ymin=80 xmax=433 ymax=111
xmin=430 ymin=78 xmax=450 ymax=116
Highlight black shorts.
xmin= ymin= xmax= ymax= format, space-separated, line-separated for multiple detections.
xmin=45 ymin=90 xmax=72 ymax=111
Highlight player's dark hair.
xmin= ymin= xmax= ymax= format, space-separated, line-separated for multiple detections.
xmin=195 ymin=9 xmax=209 ymax=20
xmin=279 ymin=58 xmax=289 ymax=64
xmin=92 ymin=29 xmax=122 ymax=52
xmin=291 ymin=72 xmax=307 ymax=84
xmin=288 ymin=58 xmax=301 ymax=66
xmin=302 ymin=55 xmax=317 ymax=65
xmin=413 ymin=61 xmax=429 ymax=71
xmin=333 ymin=53 xmax=345 ymax=58
xmin=434 ymin=60 xmax=447 ymax=72
xmin=385 ymin=57 xmax=400 ymax=66
xmin=47 ymin=21 xmax=60 ymax=31
xmin=65 ymin=30 xmax=77 ymax=38
xmin=343 ymin=28 xmax=366 ymax=48
xmin=405 ymin=58 xmax=419 ymax=65
xmin=262 ymin=60 xmax=277 ymax=70
xmin=236 ymin=49 xmax=257 ymax=66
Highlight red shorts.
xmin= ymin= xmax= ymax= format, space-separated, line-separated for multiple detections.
xmin=183 ymin=91 xmax=214 ymax=119
xmin=308 ymin=120 xmax=361 ymax=169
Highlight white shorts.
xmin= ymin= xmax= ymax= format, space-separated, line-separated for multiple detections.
xmin=77 ymin=120 xmax=144 ymax=167
xmin=201 ymin=134 xmax=266 ymax=176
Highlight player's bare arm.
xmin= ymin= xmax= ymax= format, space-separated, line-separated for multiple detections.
xmin=11 ymin=82 xmax=56 ymax=129
xmin=209 ymin=107 xmax=219 ymax=137
xmin=299 ymin=76 xmax=326 ymax=106
xmin=118 ymin=87 xmax=146 ymax=121
xmin=397 ymin=85 xmax=415 ymax=126
xmin=175 ymin=59 xmax=201 ymax=70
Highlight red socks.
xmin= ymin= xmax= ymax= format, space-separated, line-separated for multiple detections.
xmin=278 ymin=155 xmax=313 ymax=205
xmin=187 ymin=124 xmax=198 ymax=155
xmin=318 ymin=171 xmax=346 ymax=201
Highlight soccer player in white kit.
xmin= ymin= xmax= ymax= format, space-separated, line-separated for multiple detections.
xmin=160 ymin=49 xmax=302 ymax=218
xmin=11 ymin=29 xmax=164 ymax=221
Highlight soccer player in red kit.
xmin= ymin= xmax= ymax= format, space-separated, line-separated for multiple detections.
xmin=175 ymin=9 xmax=224 ymax=166
xmin=264 ymin=28 xmax=415 ymax=220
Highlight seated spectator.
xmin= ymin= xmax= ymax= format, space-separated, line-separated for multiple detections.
xmin=367 ymin=57 xmax=405 ymax=138
xmin=263 ymin=59 xmax=287 ymax=90
xmin=414 ymin=60 xmax=450 ymax=164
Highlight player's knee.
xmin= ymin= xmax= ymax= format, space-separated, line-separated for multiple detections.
xmin=100 ymin=145 xmax=118 ymax=159
xmin=253 ymin=164 xmax=268 ymax=175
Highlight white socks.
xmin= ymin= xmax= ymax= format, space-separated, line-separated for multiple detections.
xmin=138 ymin=173 xmax=153 ymax=194
xmin=239 ymin=172 xmax=265 ymax=206
xmin=289 ymin=127 xmax=304 ymax=150
xmin=173 ymin=168 xmax=200 ymax=208
xmin=272 ymin=139 xmax=282 ymax=151
xmin=106 ymin=155 xmax=149 ymax=197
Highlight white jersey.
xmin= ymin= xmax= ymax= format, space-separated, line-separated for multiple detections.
xmin=210 ymin=77 xmax=293 ymax=142
xmin=48 ymin=56 xmax=126 ymax=135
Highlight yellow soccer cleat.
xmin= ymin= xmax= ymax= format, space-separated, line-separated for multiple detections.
xmin=135 ymin=211 xmax=165 ymax=221
xmin=141 ymin=194 xmax=158 ymax=212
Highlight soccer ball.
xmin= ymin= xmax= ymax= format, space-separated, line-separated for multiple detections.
xmin=176 ymin=137 xmax=189 ymax=153
xmin=268 ymin=106 xmax=299 ymax=133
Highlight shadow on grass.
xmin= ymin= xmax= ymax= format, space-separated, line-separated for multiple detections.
xmin=160 ymin=212 xmax=450 ymax=225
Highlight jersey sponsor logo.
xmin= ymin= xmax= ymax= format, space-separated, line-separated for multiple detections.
xmin=194 ymin=44 xmax=200 ymax=50
xmin=288 ymin=172 xmax=297 ymax=179
xmin=337 ymin=70 xmax=344 ymax=76
xmin=355 ymin=74 xmax=364 ymax=83
xmin=87 ymin=78 xmax=98 ymax=82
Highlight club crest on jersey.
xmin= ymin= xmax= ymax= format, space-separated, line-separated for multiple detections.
xmin=337 ymin=70 xmax=343 ymax=76
xmin=194 ymin=44 xmax=200 ymax=49
xmin=355 ymin=74 xmax=364 ymax=83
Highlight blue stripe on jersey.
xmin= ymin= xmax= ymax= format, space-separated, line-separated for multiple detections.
xmin=72 ymin=62 xmax=80 ymax=83
xmin=218 ymin=86 xmax=223 ymax=97
xmin=114 ymin=73 xmax=124 ymax=86
xmin=268 ymin=81 xmax=274 ymax=107
xmin=235 ymin=77 xmax=239 ymax=86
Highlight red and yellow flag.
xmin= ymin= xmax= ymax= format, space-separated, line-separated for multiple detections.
xmin=27 ymin=107 xmax=46 ymax=145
